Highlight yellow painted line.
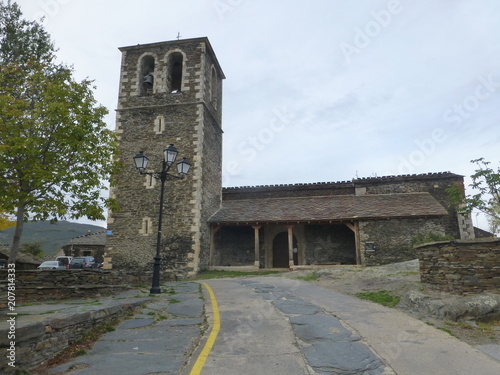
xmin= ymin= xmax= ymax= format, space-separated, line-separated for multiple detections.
xmin=190 ymin=282 xmax=220 ymax=375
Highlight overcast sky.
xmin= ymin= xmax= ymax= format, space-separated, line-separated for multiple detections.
xmin=14 ymin=0 xmax=500 ymax=229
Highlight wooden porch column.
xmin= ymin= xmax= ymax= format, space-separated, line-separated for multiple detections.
xmin=209 ymin=226 xmax=220 ymax=266
xmin=345 ymin=222 xmax=362 ymax=265
xmin=252 ymin=225 xmax=262 ymax=269
xmin=287 ymin=225 xmax=295 ymax=267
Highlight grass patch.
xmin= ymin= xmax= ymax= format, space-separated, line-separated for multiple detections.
xmin=161 ymin=287 xmax=177 ymax=295
xmin=355 ymin=290 xmax=400 ymax=307
xmin=74 ymin=349 xmax=87 ymax=356
xmin=193 ymin=270 xmax=282 ymax=280
xmin=296 ymin=271 xmax=318 ymax=281
xmin=169 ymin=299 xmax=181 ymax=304
xmin=438 ymin=327 xmax=456 ymax=337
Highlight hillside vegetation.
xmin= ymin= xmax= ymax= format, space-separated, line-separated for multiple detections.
xmin=0 ymin=221 xmax=105 ymax=256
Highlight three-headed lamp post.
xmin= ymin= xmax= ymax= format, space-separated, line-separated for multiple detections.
xmin=133 ymin=144 xmax=191 ymax=294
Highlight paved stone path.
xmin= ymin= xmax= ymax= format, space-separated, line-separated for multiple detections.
xmin=48 ymin=282 xmax=204 ymax=375
xmin=26 ymin=278 xmax=500 ymax=375
xmin=240 ymin=280 xmax=390 ymax=374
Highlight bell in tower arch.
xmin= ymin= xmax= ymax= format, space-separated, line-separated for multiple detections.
xmin=143 ymin=72 xmax=154 ymax=90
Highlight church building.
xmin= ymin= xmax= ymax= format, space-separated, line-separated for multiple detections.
xmin=105 ymin=37 xmax=474 ymax=277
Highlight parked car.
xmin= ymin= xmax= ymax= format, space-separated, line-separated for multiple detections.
xmin=69 ymin=256 xmax=97 ymax=269
xmin=56 ymin=256 xmax=73 ymax=269
xmin=38 ymin=261 xmax=66 ymax=270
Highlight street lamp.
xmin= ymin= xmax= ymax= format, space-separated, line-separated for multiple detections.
xmin=133 ymin=144 xmax=191 ymax=294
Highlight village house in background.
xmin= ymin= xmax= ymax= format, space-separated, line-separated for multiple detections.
xmin=61 ymin=231 xmax=106 ymax=263
xmin=105 ymin=37 xmax=481 ymax=278
xmin=0 ymin=244 xmax=40 ymax=270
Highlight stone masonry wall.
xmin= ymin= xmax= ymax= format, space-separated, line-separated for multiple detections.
xmin=415 ymin=238 xmax=500 ymax=294
xmin=0 ymin=270 xmax=160 ymax=302
xmin=359 ymin=217 xmax=450 ymax=266
xmin=304 ymin=224 xmax=356 ymax=265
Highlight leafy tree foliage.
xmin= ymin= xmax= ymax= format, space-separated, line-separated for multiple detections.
xmin=0 ymin=209 xmax=15 ymax=230
xmin=0 ymin=1 xmax=120 ymax=263
xmin=447 ymin=158 xmax=500 ymax=231
xmin=20 ymin=242 xmax=43 ymax=258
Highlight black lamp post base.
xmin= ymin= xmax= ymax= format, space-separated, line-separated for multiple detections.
xmin=150 ymin=286 xmax=162 ymax=294
xmin=150 ymin=256 xmax=162 ymax=294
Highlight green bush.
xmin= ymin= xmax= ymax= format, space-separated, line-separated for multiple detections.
xmin=411 ymin=233 xmax=454 ymax=246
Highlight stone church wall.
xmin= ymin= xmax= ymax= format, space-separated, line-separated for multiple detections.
xmin=303 ymin=224 xmax=356 ymax=265
xmin=359 ymin=217 xmax=449 ymax=266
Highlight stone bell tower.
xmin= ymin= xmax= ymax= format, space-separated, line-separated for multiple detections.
xmin=106 ymin=37 xmax=224 ymax=277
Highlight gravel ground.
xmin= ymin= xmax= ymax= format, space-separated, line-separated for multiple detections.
xmin=283 ymin=260 xmax=500 ymax=347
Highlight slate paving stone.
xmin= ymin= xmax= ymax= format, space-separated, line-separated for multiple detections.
xmin=245 ymin=281 xmax=388 ymax=375
xmin=272 ymin=298 xmax=322 ymax=315
xmin=51 ymin=353 xmax=185 ymax=375
xmin=144 ymin=300 xmax=171 ymax=310
xmin=304 ymin=341 xmax=384 ymax=375
xmin=167 ymin=298 xmax=204 ymax=317
xmin=116 ymin=318 xmax=155 ymax=329
xmin=156 ymin=317 xmax=204 ymax=327
xmin=289 ymin=314 xmax=359 ymax=342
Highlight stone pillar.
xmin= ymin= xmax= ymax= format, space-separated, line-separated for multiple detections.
xmin=457 ymin=211 xmax=475 ymax=240
xmin=287 ymin=225 xmax=295 ymax=267
xmin=252 ymin=225 xmax=262 ymax=269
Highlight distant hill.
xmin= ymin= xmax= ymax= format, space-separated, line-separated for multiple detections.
xmin=0 ymin=221 xmax=106 ymax=257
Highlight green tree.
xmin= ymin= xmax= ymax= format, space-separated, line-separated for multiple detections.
xmin=447 ymin=158 xmax=500 ymax=229
xmin=0 ymin=208 xmax=15 ymax=230
xmin=20 ymin=242 xmax=43 ymax=258
xmin=0 ymin=1 xmax=120 ymax=263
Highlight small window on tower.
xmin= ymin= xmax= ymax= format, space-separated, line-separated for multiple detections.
xmin=154 ymin=115 xmax=165 ymax=134
xmin=140 ymin=217 xmax=153 ymax=236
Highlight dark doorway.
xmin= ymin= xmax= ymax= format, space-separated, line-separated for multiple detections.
xmin=272 ymin=232 xmax=297 ymax=268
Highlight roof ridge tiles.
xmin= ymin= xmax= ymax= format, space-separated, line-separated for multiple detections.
xmin=223 ymin=172 xmax=460 ymax=191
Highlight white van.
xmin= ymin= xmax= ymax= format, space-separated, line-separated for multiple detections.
xmin=55 ymin=256 xmax=73 ymax=269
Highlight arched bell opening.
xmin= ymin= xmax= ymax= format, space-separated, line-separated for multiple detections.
xmin=167 ymin=52 xmax=183 ymax=93
xmin=140 ymin=55 xmax=155 ymax=96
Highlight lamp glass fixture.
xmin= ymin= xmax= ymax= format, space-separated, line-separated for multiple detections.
xmin=164 ymin=144 xmax=178 ymax=165
xmin=133 ymin=151 xmax=149 ymax=171
xmin=177 ymin=157 xmax=191 ymax=176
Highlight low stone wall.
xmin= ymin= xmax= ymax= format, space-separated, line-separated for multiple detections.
xmin=415 ymin=238 xmax=500 ymax=294
xmin=0 ymin=269 xmax=174 ymax=302
xmin=0 ymin=297 xmax=150 ymax=372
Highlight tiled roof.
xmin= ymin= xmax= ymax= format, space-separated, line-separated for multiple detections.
xmin=66 ymin=231 xmax=106 ymax=246
xmin=222 ymin=172 xmax=462 ymax=192
xmin=209 ymin=193 xmax=448 ymax=224
xmin=0 ymin=245 xmax=42 ymax=264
